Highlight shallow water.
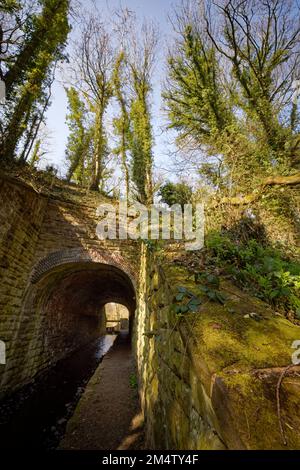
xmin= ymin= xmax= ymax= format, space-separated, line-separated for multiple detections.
xmin=0 ymin=335 xmax=116 ymax=450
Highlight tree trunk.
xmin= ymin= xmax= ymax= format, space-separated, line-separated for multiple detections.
xmin=89 ymin=107 xmax=104 ymax=191
xmin=0 ymin=91 xmax=32 ymax=160
xmin=121 ymin=130 xmax=130 ymax=200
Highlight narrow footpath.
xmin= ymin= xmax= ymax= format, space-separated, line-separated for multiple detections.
xmin=59 ymin=333 xmax=144 ymax=450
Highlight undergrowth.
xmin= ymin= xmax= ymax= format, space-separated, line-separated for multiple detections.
xmin=205 ymin=232 xmax=300 ymax=317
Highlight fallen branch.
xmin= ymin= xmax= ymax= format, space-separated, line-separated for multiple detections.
xmin=211 ymin=173 xmax=300 ymax=207
xmin=264 ymin=174 xmax=300 ymax=186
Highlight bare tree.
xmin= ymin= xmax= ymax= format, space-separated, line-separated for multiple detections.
xmin=72 ymin=12 xmax=115 ymax=191
xmin=125 ymin=15 xmax=159 ymax=204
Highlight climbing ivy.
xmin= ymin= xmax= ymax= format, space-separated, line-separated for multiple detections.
xmin=173 ymin=268 xmax=228 ymax=318
xmin=174 ymin=286 xmax=202 ymax=316
xmin=194 ymin=272 xmax=226 ymax=305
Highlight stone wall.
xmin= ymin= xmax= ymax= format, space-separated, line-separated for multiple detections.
xmin=0 ymin=178 xmax=48 ymax=397
xmin=136 ymin=247 xmax=300 ymax=450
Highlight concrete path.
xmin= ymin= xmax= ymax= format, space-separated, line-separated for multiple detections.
xmin=59 ymin=333 xmax=144 ymax=450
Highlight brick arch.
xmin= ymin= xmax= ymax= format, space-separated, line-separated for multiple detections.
xmin=0 ymin=176 xmax=143 ymax=396
xmin=5 ymin=252 xmax=138 ymax=389
xmin=30 ymin=247 xmax=137 ymax=287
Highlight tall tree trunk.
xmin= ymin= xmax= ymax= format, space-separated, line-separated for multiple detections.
xmin=89 ymin=107 xmax=104 ymax=191
xmin=19 ymin=114 xmax=39 ymax=162
xmin=29 ymin=139 xmax=41 ymax=167
xmin=121 ymin=130 xmax=130 ymax=200
xmin=0 ymin=90 xmax=32 ymax=159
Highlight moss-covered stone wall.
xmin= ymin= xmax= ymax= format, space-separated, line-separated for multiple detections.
xmin=0 ymin=177 xmax=48 ymax=397
xmin=136 ymin=247 xmax=300 ymax=450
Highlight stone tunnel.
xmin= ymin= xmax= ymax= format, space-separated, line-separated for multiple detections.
xmin=1 ymin=173 xmax=300 ymax=450
xmin=0 ymin=174 xmax=139 ymax=396
xmin=10 ymin=259 xmax=136 ymax=391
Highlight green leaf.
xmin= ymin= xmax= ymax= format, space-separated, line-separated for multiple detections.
xmin=207 ymin=291 xmax=217 ymax=301
xmin=176 ymin=293 xmax=185 ymax=301
xmin=215 ymin=292 xmax=226 ymax=305
xmin=188 ymin=304 xmax=199 ymax=313
xmin=199 ymin=285 xmax=209 ymax=294
xmin=188 ymin=297 xmax=201 ymax=306
xmin=194 ymin=272 xmax=203 ymax=283
xmin=269 ymin=290 xmax=280 ymax=299
xmin=206 ymin=274 xmax=220 ymax=287
xmin=281 ymin=287 xmax=291 ymax=297
xmin=177 ymin=286 xmax=188 ymax=293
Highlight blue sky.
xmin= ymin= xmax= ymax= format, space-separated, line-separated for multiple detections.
xmin=45 ymin=0 xmax=177 ymax=180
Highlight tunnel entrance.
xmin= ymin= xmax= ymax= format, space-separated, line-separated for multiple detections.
xmin=105 ymin=303 xmax=130 ymax=334
xmin=0 ymin=257 xmax=139 ymax=450
xmin=12 ymin=259 xmax=137 ymax=383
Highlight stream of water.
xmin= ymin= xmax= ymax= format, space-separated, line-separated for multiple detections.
xmin=0 ymin=335 xmax=116 ymax=450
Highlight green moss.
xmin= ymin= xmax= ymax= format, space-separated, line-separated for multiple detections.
xmin=219 ymin=372 xmax=282 ymax=449
xmin=186 ymin=302 xmax=300 ymax=376
xmin=164 ymin=263 xmax=300 ymax=372
xmin=147 ymin=251 xmax=300 ymax=449
xmin=212 ymin=369 xmax=300 ymax=449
